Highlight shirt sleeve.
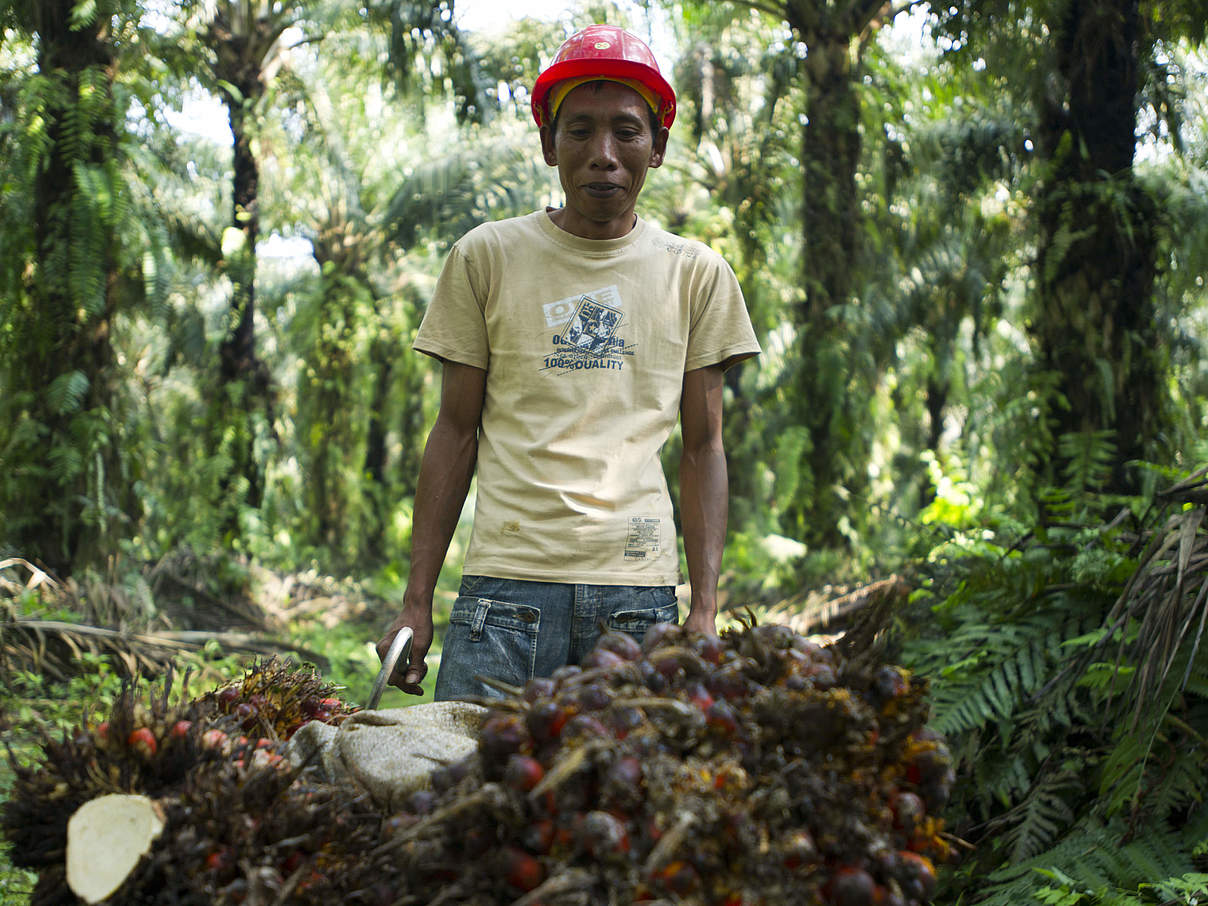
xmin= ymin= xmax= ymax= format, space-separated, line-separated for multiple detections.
xmin=684 ymin=251 xmax=761 ymax=372
xmin=412 ymin=241 xmax=490 ymax=369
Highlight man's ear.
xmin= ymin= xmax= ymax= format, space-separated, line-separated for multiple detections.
xmin=649 ymin=126 xmax=670 ymax=169
xmin=540 ymin=126 xmax=558 ymax=166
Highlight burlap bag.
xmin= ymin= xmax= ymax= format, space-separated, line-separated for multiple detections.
xmin=285 ymin=701 xmax=487 ymax=811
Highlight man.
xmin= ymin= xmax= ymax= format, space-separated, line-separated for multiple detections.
xmin=375 ymin=24 xmax=760 ymax=700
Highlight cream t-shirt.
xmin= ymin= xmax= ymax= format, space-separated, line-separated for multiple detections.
xmin=413 ymin=210 xmax=760 ymax=585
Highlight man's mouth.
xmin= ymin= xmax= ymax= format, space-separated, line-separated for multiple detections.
xmin=583 ymin=182 xmax=623 ymax=197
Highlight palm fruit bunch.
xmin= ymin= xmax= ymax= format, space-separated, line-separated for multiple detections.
xmin=197 ymin=657 xmax=357 ymax=739
xmin=104 ymin=741 xmax=389 ymax=906
xmin=2 ymin=658 xmax=369 ymax=906
xmin=366 ymin=621 xmax=956 ymax=906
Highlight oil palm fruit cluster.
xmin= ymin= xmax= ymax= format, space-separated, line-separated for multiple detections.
xmin=4 ymin=630 xmax=955 ymax=905
xmin=2 ymin=659 xmax=365 ymax=906
xmin=198 ymin=656 xmax=356 ymax=738
xmin=371 ymin=621 xmax=955 ymax=906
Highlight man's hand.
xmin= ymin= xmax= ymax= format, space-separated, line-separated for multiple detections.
xmin=682 ymin=606 xmax=718 ymax=637
xmin=375 ymin=601 xmax=434 ymax=695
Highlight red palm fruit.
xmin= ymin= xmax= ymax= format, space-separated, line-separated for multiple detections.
xmin=636 ymin=658 xmax=668 ymax=693
xmin=500 ymin=847 xmax=545 ymax=891
xmin=782 ymin=829 xmax=819 ymax=869
xmin=235 ymin=702 xmax=257 ymax=729
xmin=706 ymin=698 xmax=740 ymax=736
xmin=648 ymin=650 xmax=689 ymax=681
xmin=692 ymin=633 xmax=725 ymax=665
xmin=805 ymin=662 xmax=838 ymax=689
xmin=706 ymin=662 xmax=752 ymax=700
xmin=605 ymin=705 xmax=645 ymax=739
xmin=551 ymin=664 xmax=582 ymax=684
xmin=896 ymin=851 xmax=937 ymax=901
xmin=828 ymin=866 xmax=877 ymax=906
xmin=216 ymin=687 xmax=240 ymax=707
xmin=201 ymin=728 xmax=229 ymax=751
xmin=526 ymin=700 xmax=569 ymax=743
xmin=480 ymin=713 xmax=530 ymax=765
xmin=890 ymin=790 xmax=926 ymax=834
xmin=504 ymin=754 xmax=545 ymax=793
xmin=581 ymin=647 xmax=626 ymax=671
xmin=522 ymin=818 xmax=556 ymax=855
xmin=127 ymin=727 xmax=157 ymax=758
xmin=870 ymin=666 xmax=909 ymax=706
xmin=575 ymin=683 xmax=612 ymax=711
xmin=791 ymin=635 xmax=832 ymax=661
xmin=563 ymin=713 xmax=609 ymax=741
xmin=685 ymin=682 xmax=715 ymax=712
xmin=596 ymin=630 xmax=643 ymax=661
xmin=904 ymin=737 xmax=955 ymax=808
xmin=94 ymin=721 xmax=110 ymax=743
xmin=523 ymin=676 xmax=557 ymax=702
xmin=169 ymin=720 xmax=192 ymax=740
xmin=641 ymin=620 xmax=682 ymax=652
xmin=578 ymin=810 xmax=630 ymax=859
xmin=601 ymin=755 xmax=643 ymax=809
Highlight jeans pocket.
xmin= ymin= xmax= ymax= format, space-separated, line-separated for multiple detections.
xmin=436 ymin=595 xmax=542 ymax=700
xmin=607 ymin=589 xmax=678 ymax=642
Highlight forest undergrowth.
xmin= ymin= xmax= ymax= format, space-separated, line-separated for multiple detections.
xmin=2 ymin=466 xmax=1207 ymax=905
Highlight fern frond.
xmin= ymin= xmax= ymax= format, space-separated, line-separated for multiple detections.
xmin=46 ymin=370 xmax=90 ymax=416
xmin=1059 ymin=429 xmax=1118 ymax=493
xmin=1145 ymin=733 xmax=1208 ymax=822
xmin=976 ymin=759 xmax=1083 ymax=862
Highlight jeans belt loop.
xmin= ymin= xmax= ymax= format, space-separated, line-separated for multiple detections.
xmin=470 ymin=598 xmax=490 ymax=641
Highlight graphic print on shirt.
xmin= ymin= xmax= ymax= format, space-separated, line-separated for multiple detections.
xmin=624 ymin=515 xmax=662 ymax=560
xmin=541 ymin=284 xmax=635 ymax=375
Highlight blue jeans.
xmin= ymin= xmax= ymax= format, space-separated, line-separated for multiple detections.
xmin=433 ymin=575 xmax=678 ymax=701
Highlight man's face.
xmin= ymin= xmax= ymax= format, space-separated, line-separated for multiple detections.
xmin=540 ymin=81 xmax=669 ymax=240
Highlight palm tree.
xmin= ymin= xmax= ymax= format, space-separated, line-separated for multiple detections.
xmin=0 ymin=0 xmax=146 ymax=572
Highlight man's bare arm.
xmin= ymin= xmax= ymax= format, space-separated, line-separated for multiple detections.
xmin=679 ymin=365 xmax=728 ymax=636
xmin=376 ymin=361 xmax=486 ymax=694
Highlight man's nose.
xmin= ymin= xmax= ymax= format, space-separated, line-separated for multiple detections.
xmin=589 ymin=133 xmax=619 ymax=168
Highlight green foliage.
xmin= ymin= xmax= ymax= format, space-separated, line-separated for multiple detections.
xmin=900 ymin=466 xmax=1208 ymax=905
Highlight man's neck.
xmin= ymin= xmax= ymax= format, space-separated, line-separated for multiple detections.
xmin=546 ymin=207 xmax=637 ymax=240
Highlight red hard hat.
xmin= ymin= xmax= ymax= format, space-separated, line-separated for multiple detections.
xmin=531 ymin=24 xmax=676 ymax=130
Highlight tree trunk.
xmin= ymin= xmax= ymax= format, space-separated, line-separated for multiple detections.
xmin=209 ymin=48 xmax=272 ymax=532
xmin=784 ymin=17 xmax=870 ymax=547
xmin=1033 ymin=0 xmax=1162 ymax=492
xmin=10 ymin=0 xmax=123 ymax=573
